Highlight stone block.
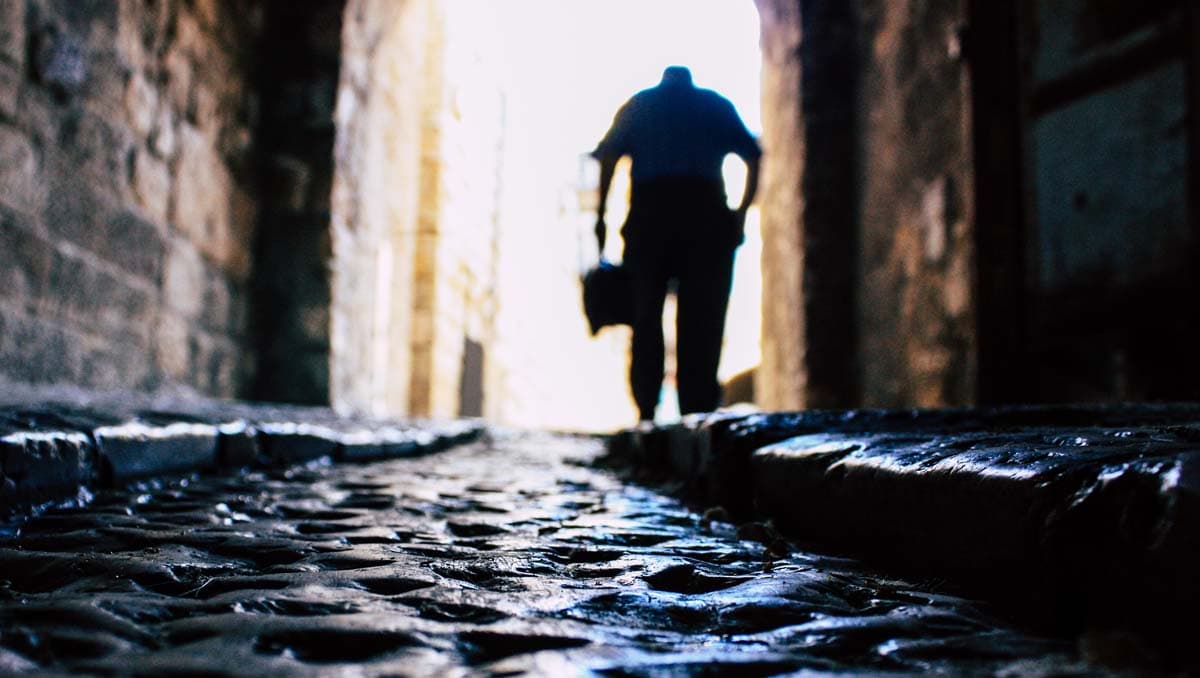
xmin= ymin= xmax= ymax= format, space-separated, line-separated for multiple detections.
xmin=193 ymin=0 xmax=221 ymax=30
xmin=124 ymin=72 xmax=158 ymax=139
xmin=44 ymin=255 xmax=152 ymax=341
xmin=34 ymin=28 xmax=87 ymax=96
xmin=187 ymin=329 xmax=222 ymax=392
xmin=164 ymin=48 xmax=192 ymax=113
xmin=89 ymin=269 xmax=156 ymax=339
xmin=44 ymin=250 xmax=93 ymax=321
xmin=225 ymin=188 xmax=255 ymax=280
xmin=190 ymin=81 xmax=219 ymax=131
xmin=62 ymin=112 xmax=130 ymax=196
xmin=101 ymin=210 xmax=165 ymax=281
xmin=42 ymin=159 xmax=114 ymax=252
xmin=92 ymin=420 xmax=219 ymax=484
xmin=200 ymin=271 xmax=233 ymax=332
xmin=132 ymin=151 xmax=171 ymax=225
xmin=0 ymin=310 xmax=77 ymax=383
xmin=162 ymin=238 xmax=206 ymax=319
xmin=209 ymin=344 xmax=240 ymax=397
xmin=0 ymin=211 xmax=52 ymax=305
xmin=154 ymin=311 xmax=190 ymax=380
xmin=0 ymin=124 xmax=40 ymax=216
xmin=150 ymin=106 xmax=177 ymax=159
xmin=173 ymin=10 xmax=205 ymax=56
xmin=0 ymin=61 xmax=19 ymax=120
xmin=256 ymin=422 xmax=340 ymax=466
xmin=80 ymin=343 xmax=125 ymax=391
xmin=173 ymin=123 xmax=232 ymax=257
xmin=0 ymin=429 xmax=92 ymax=518
xmin=0 ymin=0 xmax=24 ymax=68
xmin=336 ymin=425 xmax=422 ymax=461
xmin=216 ymin=420 xmax=259 ymax=469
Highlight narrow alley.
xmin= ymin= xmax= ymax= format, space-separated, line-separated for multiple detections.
xmin=0 ymin=430 xmax=1083 ymax=675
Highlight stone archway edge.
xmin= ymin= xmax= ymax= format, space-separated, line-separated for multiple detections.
xmin=607 ymin=403 xmax=1200 ymax=646
xmin=0 ymin=393 xmax=485 ymax=520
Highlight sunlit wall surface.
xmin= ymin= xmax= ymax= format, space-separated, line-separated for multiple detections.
xmin=440 ymin=0 xmax=763 ymax=430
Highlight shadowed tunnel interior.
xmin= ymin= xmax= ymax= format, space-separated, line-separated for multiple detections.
xmin=1 ymin=0 xmax=1195 ymax=419
xmin=0 ymin=0 xmax=1198 ymax=672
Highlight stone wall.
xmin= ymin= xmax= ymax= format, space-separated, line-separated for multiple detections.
xmin=330 ymin=0 xmax=505 ymax=420
xmin=0 ymin=0 xmax=264 ymax=397
xmin=756 ymin=0 xmax=862 ymax=410
xmin=330 ymin=0 xmax=431 ymax=416
xmin=855 ymin=0 xmax=975 ymax=407
xmin=755 ymin=0 xmax=808 ymax=411
xmin=408 ymin=7 xmax=505 ymax=419
xmin=756 ymin=0 xmax=976 ymax=409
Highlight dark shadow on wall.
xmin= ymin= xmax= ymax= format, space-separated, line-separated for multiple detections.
xmin=250 ymin=0 xmax=346 ymax=404
xmin=458 ymin=337 xmax=484 ymax=418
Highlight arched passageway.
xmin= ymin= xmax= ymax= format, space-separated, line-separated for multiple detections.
xmin=329 ymin=0 xmax=764 ymax=429
xmin=325 ymin=0 xmax=1200 ymax=424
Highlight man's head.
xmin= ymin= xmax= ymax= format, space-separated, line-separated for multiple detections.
xmin=661 ymin=66 xmax=693 ymax=88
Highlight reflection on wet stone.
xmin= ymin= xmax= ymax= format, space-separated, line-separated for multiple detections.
xmin=0 ymin=432 xmax=1097 ymax=674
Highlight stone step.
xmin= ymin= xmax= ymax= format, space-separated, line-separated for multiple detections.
xmin=0 ymin=394 xmax=485 ymax=520
xmin=607 ymin=404 xmax=1200 ymax=648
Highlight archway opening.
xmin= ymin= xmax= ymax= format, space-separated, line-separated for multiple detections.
xmin=330 ymin=0 xmax=763 ymax=430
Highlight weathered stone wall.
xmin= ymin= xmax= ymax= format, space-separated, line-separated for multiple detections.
xmin=755 ymin=0 xmax=808 ymax=411
xmin=756 ymin=0 xmax=862 ymax=410
xmin=855 ymin=0 xmax=975 ymax=407
xmin=0 ymin=0 xmax=264 ymax=397
xmin=331 ymin=0 xmax=505 ymax=420
xmin=408 ymin=8 xmax=505 ymax=419
xmin=756 ymin=0 xmax=976 ymax=409
xmin=330 ymin=0 xmax=435 ymax=416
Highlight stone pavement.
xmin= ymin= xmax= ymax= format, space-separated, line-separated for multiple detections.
xmin=610 ymin=404 xmax=1200 ymax=659
xmin=0 ymin=390 xmax=482 ymax=521
xmin=0 ymin=430 xmax=1106 ymax=675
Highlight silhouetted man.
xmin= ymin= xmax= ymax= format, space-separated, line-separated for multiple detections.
xmin=593 ymin=66 xmax=761 ymax=422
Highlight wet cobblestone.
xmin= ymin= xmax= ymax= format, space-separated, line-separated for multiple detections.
xmin=0 ymin=431 xmax=1094 ymax=675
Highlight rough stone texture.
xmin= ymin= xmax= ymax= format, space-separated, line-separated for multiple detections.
xmin=855 ymin=0 xmax=976 ymax=408
xmin=331 ymin=0 xmax=436 ymax=416
xmin=608 ymin=404 xmax=1200 ymax=655
xmin=754 ymin=0 xmax=809 ymax=411
xmin=0 ymin=387 xmax=483 ymax=518
xmin=0 ymin=0 xmax=26 ymax=69
xmin=0 ymin=432 xmax=1110 ymax=675
xmin=331 ymin=0 xmax=504 ymax=420
xmin=755 ymin=0 xmax=976 ymax=409
xmin=0 ymin=0 xmax=264 ymax=398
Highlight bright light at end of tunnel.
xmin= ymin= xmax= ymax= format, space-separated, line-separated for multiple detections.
xmin=442 ymin=0 xmax=763 ymax=428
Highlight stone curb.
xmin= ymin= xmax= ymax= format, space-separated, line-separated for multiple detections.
xmin=0 ymin=401 xmax=485 ymax=519
xmin=607 ymin=404 xmax=1200 ymax=644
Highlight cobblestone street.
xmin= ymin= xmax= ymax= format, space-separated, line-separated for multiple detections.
xmin=0 ymin=431 xmax=1090 ymax=675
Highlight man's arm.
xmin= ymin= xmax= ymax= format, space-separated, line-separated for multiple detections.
xmin=736 ymin=152 xmax=760 ymax=215
xmin=730 ymin=152 xmax=760 ymax=246
xmin=594 ymin=153 xmax=618 ymax=255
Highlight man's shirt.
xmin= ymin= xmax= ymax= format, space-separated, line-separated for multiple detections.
xmin=592 ymin=81 xmax=761 ymax=185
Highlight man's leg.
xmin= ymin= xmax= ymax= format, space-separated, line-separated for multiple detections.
xmin=628 ymin=261 xmax=670 ymax=421
xmin=675 ymin=245 xmax=735 ymax=415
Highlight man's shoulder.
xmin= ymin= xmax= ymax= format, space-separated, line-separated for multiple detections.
xmin=691 ymin=87 xmax=736 ymax=111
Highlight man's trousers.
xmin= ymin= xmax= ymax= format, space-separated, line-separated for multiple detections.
xmin=621 ymin=177 xmax=739 ymax=422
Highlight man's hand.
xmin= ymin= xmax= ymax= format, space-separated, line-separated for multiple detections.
xmin=594 ymin=216 xmax=607 ymax=256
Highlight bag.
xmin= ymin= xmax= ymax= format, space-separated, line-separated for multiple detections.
xmin=581 ymin=259 xmax=633 ymax=336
